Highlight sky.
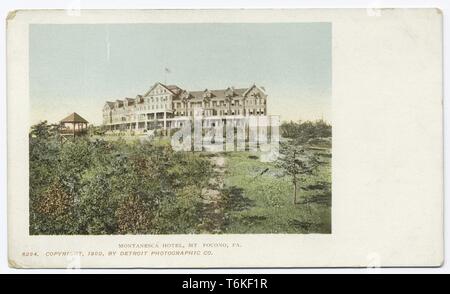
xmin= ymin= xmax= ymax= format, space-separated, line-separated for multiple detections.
xmin=30 ymin=23 xmax=331 ymax=125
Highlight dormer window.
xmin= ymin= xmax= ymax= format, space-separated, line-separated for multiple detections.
xmin=203 ymin=89 xmax=213 ymax=100
xmin=225 ymin=87 xmax=235 ymax=98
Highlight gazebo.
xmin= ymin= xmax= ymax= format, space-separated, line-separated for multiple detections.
xmin=60 ymin=112 xmax=89 ymax=137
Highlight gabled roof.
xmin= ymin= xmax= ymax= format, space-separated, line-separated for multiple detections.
xmin=166 ymin=84 xmax=182 ymax=94
xmin=144 ymin=82 xmax=179 ymax=96
xmin=124 ymin=98 xmax=135 ymax=107
xmin=105 ymin=101 xmax=115 ymax=108
xmin=203 ymin=89 xmax=213 ymax=98
xmin=243 ymin=84 xmax=266 ymax=97
xmin=135 ymin=95 xmax=145 ymax=103
xmin=60 ymin=112 xmax=88 ymax=123
xmin=180 ymin=90 xmax=191 ymax=100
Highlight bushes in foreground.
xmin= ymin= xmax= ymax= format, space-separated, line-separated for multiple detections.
xmin=29 ymin=122 xmax=213 ymax=235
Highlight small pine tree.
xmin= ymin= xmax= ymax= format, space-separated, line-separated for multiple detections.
xmin=276 ymin=142 xmax=319 ymax=204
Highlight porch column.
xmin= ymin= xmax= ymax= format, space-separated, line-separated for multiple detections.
xmin=163 ymin=112 xmax=167 ymax=133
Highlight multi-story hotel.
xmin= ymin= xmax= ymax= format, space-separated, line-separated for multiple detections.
xmin=102 ymin=82 xmax=268 ymax=132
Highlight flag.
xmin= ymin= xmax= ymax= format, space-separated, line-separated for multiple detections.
xmin=165 ymin=67 xmax=171 ymax=74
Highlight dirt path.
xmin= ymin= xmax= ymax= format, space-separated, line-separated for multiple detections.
xmin=201 ymin=154 xmax=226 ymax=233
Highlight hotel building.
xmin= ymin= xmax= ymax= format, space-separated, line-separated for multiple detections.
xmin=102 ymin=82 xmax=268 ymax=132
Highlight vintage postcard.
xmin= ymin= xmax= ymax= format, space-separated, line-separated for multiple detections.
xmin=7 ymin=9 xmax=443 ymax=268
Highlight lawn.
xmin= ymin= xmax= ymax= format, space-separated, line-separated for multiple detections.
xmin=221 ymin=148 xmax=331 ymax=234
xmin=90 ymin=134 xmax=332 ymax=234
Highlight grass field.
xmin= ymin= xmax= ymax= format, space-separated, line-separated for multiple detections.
xmin=221 ymin=148 xmax=331 ymax=234
xmin=91 ymin=134 xmax=332 ymax=234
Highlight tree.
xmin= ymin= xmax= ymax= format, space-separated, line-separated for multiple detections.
xmin=276 ymin=142 xmax=319 ymax=204
xmin=280 ymin=120 xmax=331 ymax=144
xmin=29 ymin=121 xmax=59 ymax=139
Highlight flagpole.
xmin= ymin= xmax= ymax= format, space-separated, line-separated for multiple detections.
xmin=164 ymin=67 xmax=171 ymax=84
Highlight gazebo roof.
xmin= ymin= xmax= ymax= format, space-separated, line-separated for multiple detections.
xmin=60 ymin=112 xmax=88 ymax=123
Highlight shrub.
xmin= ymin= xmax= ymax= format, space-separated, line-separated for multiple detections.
xmin=116 ymin=194 xmax=156 ymax=234
xmin=33 ymin=181 xmax=77 ymax=234
xmin=29 ymin=122 xmax=215 ymax=235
